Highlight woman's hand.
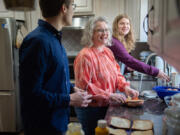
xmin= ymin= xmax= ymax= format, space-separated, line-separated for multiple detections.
xmin=109 ymin=93 xmax=127 ymax=104
xmin=70 ymin=87 xmax=92 ymax=107
xmin=124 ymin=86 xmax=139 ymax=99
xmin=157 ymin=70 xmax=170 ymax=82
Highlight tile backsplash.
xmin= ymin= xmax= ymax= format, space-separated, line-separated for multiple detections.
xmin=62 ymin=28 xmax=83 ymax=57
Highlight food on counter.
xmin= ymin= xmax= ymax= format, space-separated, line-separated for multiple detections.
xmin=107 ymin=127 xmax=127 ymax=135
xmin=132 ymin=120 xmax=153 ymax=130
xmin=110 ymin=116 xmax=131 ymax=129
xmin=125 ymin=96 xmax=144 ymax=107
xmin=131 ymin=130 xmax=153 ymax=135
xmin=167 ymin=88 xmax=178 ymax=91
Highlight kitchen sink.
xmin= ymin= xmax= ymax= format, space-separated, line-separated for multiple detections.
xmin=130 ymin=80 xmax=157 ymax=91
xmin=127 ymin=75 xmax=157 ymax=91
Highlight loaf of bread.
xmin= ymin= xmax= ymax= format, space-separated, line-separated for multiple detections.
xmin=108 ymin=127 xmax=127 ymax=135
xmin=110 ymin=116 xmax=131 ymax=129
xmin=131 ymin=130 xmax=153 ymax=135
xmin=132 ymin=120 xmax=153 ymax=130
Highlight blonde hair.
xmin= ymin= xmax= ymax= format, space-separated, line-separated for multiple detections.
xmin=112 ymin=14 xmax=135 ymax=53
xmin=81 ymin=16 xmax=112 ymax=47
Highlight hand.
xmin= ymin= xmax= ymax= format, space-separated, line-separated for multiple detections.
xmin=74 ymin=86 xmax=84 ymax=92
xmin=157 ymin=70 xmax=170 ymax=82
xmin=109 ymin=93 xmax=127 ymax=104
xmin=70 ymin=91 xmax=92 ymax=107
xmin=124 ymin=86 xmax=139 ymax=99
xmin=127 ymin=67 xmax=134 ymax=72
xmin=91 ymin=95 xmax=109 ymax=105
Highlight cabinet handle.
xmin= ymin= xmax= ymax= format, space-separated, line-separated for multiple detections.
xmin=143 ymin=6 xmax=154 ymax=35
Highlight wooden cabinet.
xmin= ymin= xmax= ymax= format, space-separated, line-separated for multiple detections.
xmin=25 ymin=0 xmax=42 ymax=32
xmin=163 ymin=0 xmax=180 ymax=72
xmin=0 ymin=0 xmax=25 ymax=20
xmin=94 ymin=0 xmax=124 ymax=26
xmin=94 ymin=0 xmax=147 ymax=42
xmin=148 ymin=0 xmax=164 ymax=55
xmin=74 ymin=0 xmax=94 ymax=15
xmin=148 ymin=0 xmax=180 ymax=72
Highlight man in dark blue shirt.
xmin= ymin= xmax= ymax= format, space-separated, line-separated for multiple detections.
xmin=19 ymin=0 xmax=92 ymax=135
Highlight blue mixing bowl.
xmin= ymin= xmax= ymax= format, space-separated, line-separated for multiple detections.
xmin=152 ymin=86 xmax=180 ymax=99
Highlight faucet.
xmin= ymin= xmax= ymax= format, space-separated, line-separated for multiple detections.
xmin=145 ymin=52 xmax=156 ymax=65
xmin=139 ymin=53 xmax=170 ymax=91
xmin=145 ymin=53 xmax=170 ymax=77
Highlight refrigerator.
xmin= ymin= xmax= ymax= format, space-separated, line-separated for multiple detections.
xmin=0 ymin=17 xmax=22 ymax=132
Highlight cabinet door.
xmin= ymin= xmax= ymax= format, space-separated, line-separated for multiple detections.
xmin=0 ymin=0 xmax=25 ymax=20
xmin=94 ymin=0 xmax=124 ymax=26
xmin=0 ymin=92 xmax=16 ymax=132
xmin=74 ymin=0 xmax=94 ymax=15
xmin=0 ymin=0 xmax=13 ymax=17
xmin=125 ymin=0 xmax=141 ymax=41
xmin=163 ymin=0 xmax=180 ymax=71
xmin=25 ymin=0 xmax=42 ymax=32
xmin=148 ymin=0 xmax=164 ymax=55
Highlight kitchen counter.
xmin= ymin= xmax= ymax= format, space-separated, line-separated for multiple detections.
xmin=105 ymin=98 xmax=167 ymax=135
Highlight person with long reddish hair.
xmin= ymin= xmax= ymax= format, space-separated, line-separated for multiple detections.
xmin=109 ymin=14 xmax=170 ymax=81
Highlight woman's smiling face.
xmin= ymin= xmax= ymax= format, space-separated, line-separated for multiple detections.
xmin=117 ymin=17 xmax=130 ymax=36
xmin=92 ymin=21 xmax=109 ymax=47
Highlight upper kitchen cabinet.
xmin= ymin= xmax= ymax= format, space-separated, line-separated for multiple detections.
xmin=94 ymin=0 xmax=148 ymax=42
xmin=0 ymin=0 xmax=25 ymax=20
xmin=148 ymin=0 xmax=180 ymax=72
xmin=148 ymin=0 xmax=164 ymax=55
xmin=74 ymin=0 xmax=94 ymax=16
xmin=24 ymin=0 xmax=42 ymax=32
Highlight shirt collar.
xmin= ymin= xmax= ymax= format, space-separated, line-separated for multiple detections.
xmin=38 ymin=19 xmax=62 ymax=39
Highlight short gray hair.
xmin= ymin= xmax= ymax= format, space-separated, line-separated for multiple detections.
xmin=81 ymin=16 xmax=112 ymax=47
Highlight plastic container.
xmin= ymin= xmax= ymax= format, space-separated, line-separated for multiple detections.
xmin=171 ymin=93 xmax=180 ymax=107
xmin=66 ymin=122 xmax=84 ymax=135
xmin=95 ymin=120 xmax=109 ymax=135
xmin=162 ymin=107 xmax=180 ymax=135
xmin=152 ymin=86 xmax=180 ymax=99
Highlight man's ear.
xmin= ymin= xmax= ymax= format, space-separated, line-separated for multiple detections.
xmin=61 ymin=3 xmax=67 ymax=14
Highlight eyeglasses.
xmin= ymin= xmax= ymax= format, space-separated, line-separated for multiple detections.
xmin=72 ymin=3 xmax=76 ymax=10
xmin=94 ymin=28 xmax=109 ymax=33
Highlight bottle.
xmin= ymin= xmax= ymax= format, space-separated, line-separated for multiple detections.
xmin=66 ymin=122 xmax=84 ymax=135
xmin=95 ymin=120 xmax=109 ymax=135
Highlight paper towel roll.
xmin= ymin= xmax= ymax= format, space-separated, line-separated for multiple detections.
xmin=155 ymin=56 xmax=164 ymax=71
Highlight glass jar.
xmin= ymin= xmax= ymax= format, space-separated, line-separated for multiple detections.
xmin=162 ymin=106 xmax=180 ymax=135
xmin=171 ymin=93 xmax=180 ymax=107
xmin=66 ymin=122 xmax=84 ymax=135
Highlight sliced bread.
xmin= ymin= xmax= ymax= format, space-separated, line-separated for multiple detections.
xmin=110 ymin=116 xmax=131 ymax=129
xmin=132 ymin=120 xmax=153 ymax=130
xmin=131 ymin=130 xmax=153 ymax=135
xmin=108 ymin=127 xmax=127 ymax=135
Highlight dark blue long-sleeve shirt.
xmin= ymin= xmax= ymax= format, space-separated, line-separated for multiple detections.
xmin=19 ymin=19 xmax=73 ymax=133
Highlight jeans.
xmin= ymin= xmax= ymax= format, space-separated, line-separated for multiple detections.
xmin=75 ymin=106 xmax=108 ymax=135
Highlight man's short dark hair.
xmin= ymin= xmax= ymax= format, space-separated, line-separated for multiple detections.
xmin=39 ymin=0 xmax=71 ymax=18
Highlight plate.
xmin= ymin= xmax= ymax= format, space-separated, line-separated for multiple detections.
xmin=140 ymin=90 xmax=157 ymax=99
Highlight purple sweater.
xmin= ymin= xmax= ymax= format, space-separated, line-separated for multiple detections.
xmin=109 ymin=37 xmax=159 ymax=77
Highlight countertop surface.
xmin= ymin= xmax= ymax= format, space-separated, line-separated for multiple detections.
xmin=105 ymin=98 xmax=167 ymax=135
